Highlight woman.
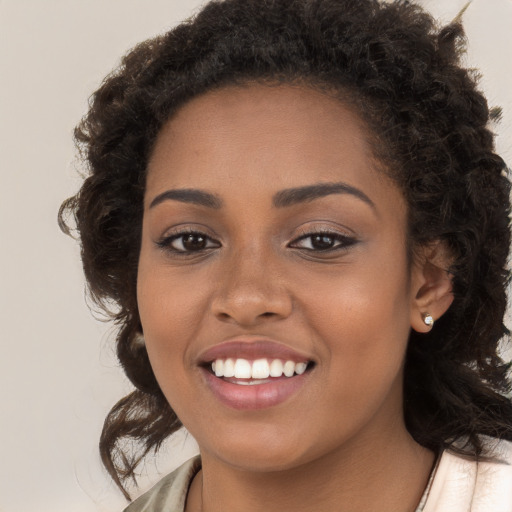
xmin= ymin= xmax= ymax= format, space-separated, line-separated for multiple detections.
xmin=60 ymin=0 xmax=512 ymax=510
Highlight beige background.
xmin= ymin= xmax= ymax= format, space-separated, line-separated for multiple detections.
xmin=1 ymin=1 xmax=511 ymax=511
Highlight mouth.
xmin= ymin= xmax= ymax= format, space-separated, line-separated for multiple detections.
xmin=208 ymin=357 xmax=313 ymax=384
xmin=197 ymin=340 xmax=315 ymax=410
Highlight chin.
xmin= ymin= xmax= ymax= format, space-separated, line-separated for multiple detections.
xmin=193 ymin=418 xmax=336 ymax=474
xmin=213 ymin=444 xmax=310 ymax=473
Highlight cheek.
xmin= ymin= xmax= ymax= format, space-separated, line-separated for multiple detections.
xmin=297 ymin=245 xmax=411 ymax=334
xmin=136 ymin=257 xmax=211 ymax=396
xmin=138 ymin=269 xmax=206 ymax=337
xmin=297 ymin=252 xmax=412 ymax=399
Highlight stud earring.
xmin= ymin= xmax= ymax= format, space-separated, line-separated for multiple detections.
xmin=422 ymin=313 xmax=434 ymax=328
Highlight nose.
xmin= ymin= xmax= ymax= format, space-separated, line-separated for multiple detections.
xmin=210 ymin=247 xmax=293 ymax=327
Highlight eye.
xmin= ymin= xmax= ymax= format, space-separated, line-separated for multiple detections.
xmin=289 ymin=231 xmax=357 ymax=252
xmin=157 ymin=231 xmax=221 ymax=253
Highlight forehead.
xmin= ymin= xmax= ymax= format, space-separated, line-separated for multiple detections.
xmin=146 ymin=84 xmax=393 ymax=202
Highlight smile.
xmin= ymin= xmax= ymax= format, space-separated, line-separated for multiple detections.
xmin=198 ymin=340 xmax=315 ymax=410
xmin=211 ymin=358 xmax=308 ymax=380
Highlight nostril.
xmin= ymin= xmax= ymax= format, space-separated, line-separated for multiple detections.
xmin=212 ymin=290 xmax=293 ymax=326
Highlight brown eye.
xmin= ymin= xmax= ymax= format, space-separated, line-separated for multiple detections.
xmin=158 ymin=231 xmax=221 ymax=253
xmin=290 ymin=231 xmax=357 ymax=252
xmin=310 ymin=234 xmax=337 ymax=250
xmin=181 ymin=233 xmax=208 ymax=251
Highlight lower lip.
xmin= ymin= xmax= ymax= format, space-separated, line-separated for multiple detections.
xmin=201 ymin=368 xmax=310 ymax=410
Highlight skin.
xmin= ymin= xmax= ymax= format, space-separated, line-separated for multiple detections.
xmin=137 ymin=84 xmax=453 ymax=512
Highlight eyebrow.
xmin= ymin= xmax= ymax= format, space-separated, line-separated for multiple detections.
xmin=149 ymin=189 xmax=223 ymax=209
xmin=148 ymin=181 xmax=375 ymax=212
xmin=273 ymin=182 xmax=376 ymax=210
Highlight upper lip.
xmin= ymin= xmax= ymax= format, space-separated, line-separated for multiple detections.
xmin=197 ymin=338 xmax=314 ymax=365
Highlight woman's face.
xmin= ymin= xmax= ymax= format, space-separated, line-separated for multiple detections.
xmin=138 ymin=84 xmax=423 ymax=471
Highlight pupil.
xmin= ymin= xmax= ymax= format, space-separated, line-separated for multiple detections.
xmin=312 ymin=235 xmax=334 ymax=250
xmin=183 ymin=234 xmax=206 ymax=250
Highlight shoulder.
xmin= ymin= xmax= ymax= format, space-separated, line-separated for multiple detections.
xmin=123 ymin=456 xmax=201 ymax=512
xmin=424 ymin=439 xmax=512 ymax=512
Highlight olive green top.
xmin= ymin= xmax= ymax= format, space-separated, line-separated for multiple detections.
xmin=124 ymin=441 xmax=512 ymax=512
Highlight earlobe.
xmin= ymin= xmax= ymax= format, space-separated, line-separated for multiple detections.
xmin=410 ymin=242 xmax=454 ymax=333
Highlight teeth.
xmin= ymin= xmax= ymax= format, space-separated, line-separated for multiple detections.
xmin=210 ymin=358 xmax=309 ymax=379
xmin=251 ymin=358 xmax=270 ymax=379
xmin=223 ymin=358 xmax=235 ymax=378
xmin=295 ymin=362 xmax=307 ymax=375
xmin=236 ymin=379 xmax=272 ymax=386
xmin=269 ymin=359 xmax=283 ymax=377
xmin=234 ymin=359 xmax=252 ymax=379
xmin=214 ymin=359 xmax=224 ymax=377
xmin=283 ymin=360 xmax=295 ymax=377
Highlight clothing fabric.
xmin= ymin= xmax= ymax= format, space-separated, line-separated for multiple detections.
xmin=124 ymin=456 xmax=201 ymax=512
xmin=422 ymin=440 xmax=512 ymax=512
xmin=124 ymin=441 xmax=512 ymax=512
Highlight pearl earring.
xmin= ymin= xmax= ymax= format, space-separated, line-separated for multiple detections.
xmin=422 ymin=313 xmax=434 ymax=328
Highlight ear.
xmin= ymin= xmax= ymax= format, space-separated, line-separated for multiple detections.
xmin=410 ymin=241 xmax=454 ymax=333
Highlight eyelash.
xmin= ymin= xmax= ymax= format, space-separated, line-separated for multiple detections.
xmin=156 ymin=228 xmax=357 ymax=256
xmin=156 ymin=229 xmax=220 ymax=255
xmin=288 ymin=229 xmax=357 ymax=252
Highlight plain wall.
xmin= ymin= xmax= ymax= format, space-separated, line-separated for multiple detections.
xmin=1 ymin=1 xmax=511 ymax=511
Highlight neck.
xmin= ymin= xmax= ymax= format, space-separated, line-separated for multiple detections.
xmin=186 ymin=424 xmax=435 ymax=512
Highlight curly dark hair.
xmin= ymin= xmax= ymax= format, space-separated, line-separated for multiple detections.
xmin=59 ymin=0 xmax=512 ymax=499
